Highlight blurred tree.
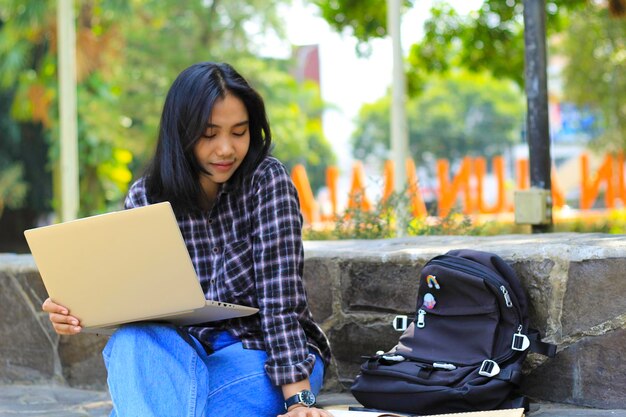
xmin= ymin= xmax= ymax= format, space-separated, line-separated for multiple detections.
xmin=312 ymin=1 xmax=625 ymax=90
xmin=351 ymin=70 xmax=524 ymax=168
xmin=312 ymin=0 xmax=415 ymax=55
xmin=0 ymin=0 xmax=334 ymax=223
xmin=405 ymin=0 xmax=591 ymax=92
xmin=560 ymin=6 xmax=626 ymax=150
xmin=237 ymin=59 xmax=336 ymax=192
xmin=315 ymin=0 xmax=625 ymax=153
xmin=0 ymin=90 xmax=27 ymax=219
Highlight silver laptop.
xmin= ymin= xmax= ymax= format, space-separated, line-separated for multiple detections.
xmin=24 ymin=202 xmax=258 ymax=334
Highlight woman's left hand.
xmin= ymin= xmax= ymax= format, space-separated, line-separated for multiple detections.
xmin=277 ymin=406 xmax=334 ymax=417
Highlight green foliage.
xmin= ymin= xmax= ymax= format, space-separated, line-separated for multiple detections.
xmin=1 ymin=0 xmax=138 ymax=215
xmin=476 ymin=211 xmax=626 ymax=235
xmin=407 ymin=0 xmax=587 ymax=91
xmin=0 ymin=0 xmax=336 ymax=219
xmin=315 ymin=0 xmax=625 ymax=153
xmin=302 ymin=190 xmax=484 ymax=240
xmin=351 ymin=70 xmax=525 ymax=167
xmin=104 ymin=0 xmax=335 ymax=193
xmin=313 ymin=0 xmax=587 ymax=87
xmin=0 ymin=90 xmax=27 ymax=217
xmin=303 ymin=201 xmax=626 ymax=240
xmin=560 ymin=6 xmax=626 ymax=150
xmin=350 ymin=95 xmax=391 ymax=162
xmin=0 ymin=164 xmax=27 ymax=216
xmin=407 ymin=212 xmax=482 ymax=236
xmin=312 ymin=0 xmax=414 ymax=54
xmin=252 ymin=63 xmax=337 ymax=190
xmin=333 ymin=191 xmax=405 ymax=239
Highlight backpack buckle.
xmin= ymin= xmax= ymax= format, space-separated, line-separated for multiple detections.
xmin=478 ymin=360 xmax=501 ymax=377
xmin=512 ymin=332 xmax=531 ymax=351
xmin=392 ymin=315 xmax=409 ymax=331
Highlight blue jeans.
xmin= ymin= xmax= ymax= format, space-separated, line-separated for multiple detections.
xmin=102 ymin=323 xmax=325 ymax=417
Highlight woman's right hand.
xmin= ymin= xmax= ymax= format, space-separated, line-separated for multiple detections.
xmin=42 ymin=297 xmax=82 ymax=335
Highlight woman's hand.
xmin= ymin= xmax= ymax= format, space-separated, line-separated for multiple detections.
xmin=42 ymin=297 xmax=82 ymax=335
xmin=277 ymin=405 xmax=334 ymax=417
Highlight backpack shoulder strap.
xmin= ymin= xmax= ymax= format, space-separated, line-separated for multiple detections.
xmin=527 ymin=328 xmax=557 ymax=357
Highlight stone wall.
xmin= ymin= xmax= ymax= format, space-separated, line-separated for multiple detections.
xmin=2 ymin=233 xmax=625 ymax=408
xmin=0 ymin=254 xmax=108 ymax=388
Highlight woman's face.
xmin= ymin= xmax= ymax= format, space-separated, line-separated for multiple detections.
xmin=194 ymin=93 xmax=251 ymax=198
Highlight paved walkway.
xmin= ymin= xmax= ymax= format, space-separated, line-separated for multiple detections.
xmin=1 ymin=385 xmax=626 ymax=417
xmin=0 ymin=385 xmax=111 ymax=417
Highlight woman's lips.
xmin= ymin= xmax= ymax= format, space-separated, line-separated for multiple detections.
xmin=211 ymin=161 xmax=235 ymax=172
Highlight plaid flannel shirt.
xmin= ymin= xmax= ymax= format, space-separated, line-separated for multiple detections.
xmin=124 ymin=156 xmax=331 ymax=385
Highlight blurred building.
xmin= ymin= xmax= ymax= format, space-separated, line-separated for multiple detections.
xmin=293 ymin=44 xmax=320 ymax=85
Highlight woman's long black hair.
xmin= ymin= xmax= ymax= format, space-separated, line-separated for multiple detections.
xmin=144 ymin=62 xmax=272 ymax=213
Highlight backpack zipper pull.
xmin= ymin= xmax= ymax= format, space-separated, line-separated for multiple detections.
xmin=512 ymin=324 xmax=531 ymax=351
xmin=417 ymin=309 xmax=426 ymax=328
xmin=500 ymin=285 xmax=513 ymax=307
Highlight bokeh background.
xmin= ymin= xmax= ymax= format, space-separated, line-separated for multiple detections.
xmin=1 ymin=0 xmax=625 ymax=249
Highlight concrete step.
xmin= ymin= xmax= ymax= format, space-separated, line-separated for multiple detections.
xmin=1 ymin=385 xmax=625 ymax=417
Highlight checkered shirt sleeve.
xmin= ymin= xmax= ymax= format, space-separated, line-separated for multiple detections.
xmin=249 ymin=159 xmax=317 ymax=384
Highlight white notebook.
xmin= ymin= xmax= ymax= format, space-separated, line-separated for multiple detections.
xmin=325 ymin=408 xmax=524 ymax=417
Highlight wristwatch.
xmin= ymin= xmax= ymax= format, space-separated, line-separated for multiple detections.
xmin=284 ymin=389 xmax=316 ymax=410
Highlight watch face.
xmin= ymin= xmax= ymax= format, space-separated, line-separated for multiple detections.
xmin=299 ymin=390 xmax=316 ymax=406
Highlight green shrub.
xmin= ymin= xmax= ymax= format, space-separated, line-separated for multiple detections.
xmin=303 ymin=191 xmax=484 ymax=240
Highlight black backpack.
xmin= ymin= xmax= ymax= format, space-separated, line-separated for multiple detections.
xmin=350 ymin=249 xmax=556 ymax=415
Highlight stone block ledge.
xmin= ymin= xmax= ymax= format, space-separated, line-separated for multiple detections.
xmin=2 ymin=233 xmax=625 ymax=409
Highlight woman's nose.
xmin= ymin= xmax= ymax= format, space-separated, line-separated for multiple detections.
xmin=215 ymin=137 xmax=234 ymax=156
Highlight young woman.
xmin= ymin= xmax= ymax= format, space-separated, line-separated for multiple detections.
xmin=42 ymin=62 xmax=333 ymax=417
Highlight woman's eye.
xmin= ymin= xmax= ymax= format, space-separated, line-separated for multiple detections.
xmin=233 ymin=130 xmax=247 ymax=137
xmin=203 ymin=132 xmax=216 ymax=139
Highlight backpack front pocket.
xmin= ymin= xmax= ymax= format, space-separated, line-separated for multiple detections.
xmin=396 ymin=303 xmax=499 ymax=365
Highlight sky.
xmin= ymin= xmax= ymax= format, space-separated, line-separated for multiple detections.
xmin=260 ymin=0 xmax=484 ymax=174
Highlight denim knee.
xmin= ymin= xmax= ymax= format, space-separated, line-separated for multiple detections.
xmin=103 ymin=323 xmax=175 ymax=360
xmin=103 ymin=323 xmax=211 ymax=417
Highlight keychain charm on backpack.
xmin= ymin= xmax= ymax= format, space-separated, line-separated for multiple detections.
xmin=426 ymin=274 xmax=440 ymax=289
xmin=423 ymin=293 xmax=436 ymax=309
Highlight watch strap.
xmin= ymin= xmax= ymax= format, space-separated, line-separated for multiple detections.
xmin=284 ymin=390 xmax=316 ymax=410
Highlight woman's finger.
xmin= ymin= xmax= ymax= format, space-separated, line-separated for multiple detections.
xmin=49 ymin=312 xmax=82 ymax=334
xmin=43 ymin=298 xmax=81 ymax=335
xmin=53 ymin=323 xmax=82 ymax=335
xmin=41 ymin=297 xmax=68 ymax=314
xmin=277 ymin=407 xmax=334 ymax=417
xmin=48 ymin=312 xmax=79 ymax=326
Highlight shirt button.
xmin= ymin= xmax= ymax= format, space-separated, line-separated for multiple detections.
xmin=210 ymin=278 xmax=215 ymax=284
xmin=212 ymin=247 xmax=220 ymax=254
xmin=208 ymin=218 xmax=213 ymax=225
